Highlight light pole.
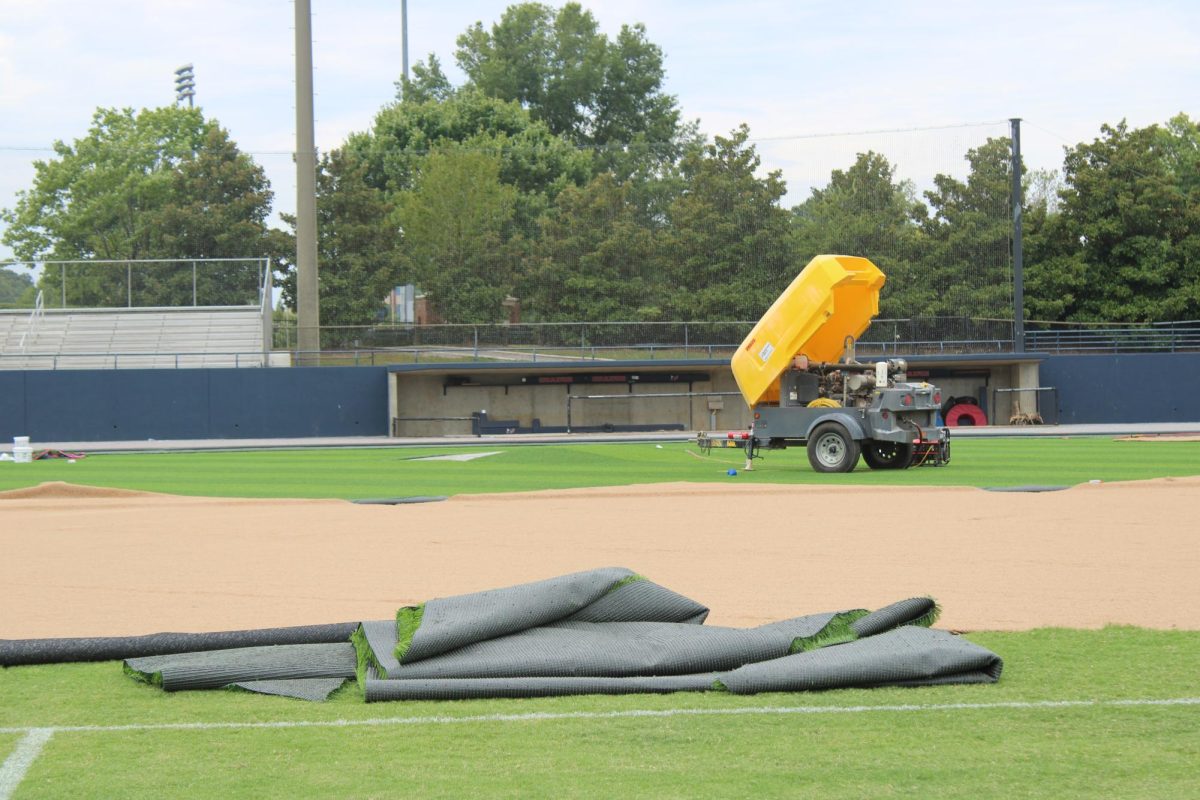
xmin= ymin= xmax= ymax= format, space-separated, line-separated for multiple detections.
xmin=295 ymin=0 xmax=320 ymax=364
xmin=174 ymin=64 xmax=195 ymax=107
xmin=402 ymin=0 xmax=409 ymax=81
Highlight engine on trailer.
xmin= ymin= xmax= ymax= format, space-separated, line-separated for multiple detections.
xmin=778 ymin=355 xmax=913 ymax=409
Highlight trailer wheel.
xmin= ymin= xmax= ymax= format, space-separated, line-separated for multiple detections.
xmin=862 ymin=440 xmax=914 ymax=470
xmin=807 ymin=423 xmax=860 ymax=473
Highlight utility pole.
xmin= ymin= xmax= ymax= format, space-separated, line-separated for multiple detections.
xmin=174 ymin=64 xmax=195 ymax=107
xmin=295 ymin=0 xmax=320 ymax=364
xmin=1010 ymin=118 xmax=1025 ymax=354
xmin=401 ymin=0 xmax=410 ymax=81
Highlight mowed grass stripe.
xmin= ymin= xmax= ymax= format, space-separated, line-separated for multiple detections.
xmin=2 ymin=696 xmax=1198 ymax=735
xmin=0 ymin=438 xmax=1198 ymax=498
xmin=17 ymin=704 xmax=1200 ymax=799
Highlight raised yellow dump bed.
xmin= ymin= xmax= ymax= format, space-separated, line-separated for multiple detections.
xmin=731 ymin=254 xmax=885 ymax=407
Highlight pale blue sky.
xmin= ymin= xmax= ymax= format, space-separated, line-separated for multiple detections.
xmin=1 ymin=0 xmax=1197 ymax=265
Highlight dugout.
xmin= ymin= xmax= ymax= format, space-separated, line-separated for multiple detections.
xmin=386 ymin=353 xmax=1049 ymax=436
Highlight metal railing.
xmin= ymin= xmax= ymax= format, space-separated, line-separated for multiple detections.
xmin=0 ymin=350 xmax=271 ymax=370
xmin=1025 ymin=321 xmax=1200 ymax=353
xmin=17 ymin=290 xmax=44 ymax=353
xmin=271 ymin=317 xmax=1200 ymax=363
xmin=5 ymin=312 xmax=1200 ymax=370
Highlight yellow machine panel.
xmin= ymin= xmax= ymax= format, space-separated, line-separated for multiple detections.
xmin=731 ymin=255 xmax=885 ymax=407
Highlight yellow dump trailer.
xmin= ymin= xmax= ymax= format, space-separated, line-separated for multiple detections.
xmin=730 ymin=254 xmax=885 ymax=407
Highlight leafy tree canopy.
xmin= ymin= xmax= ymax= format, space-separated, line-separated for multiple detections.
xmin=346 ymin=88 xmax=591 ymax=213
xmin=791 ymin=151 xmax=928 ymax=316
xmin=919 ymin=137 xmax=1015 ymax=318
xmin=1038 ymin=116 xmax=1199 ymax=322
xmin=520 ymin=173 xmax=665 ymax=321
xmin=397 ymin=147 xmax=521 ymax=323
xmin=661 ymin=125 xmax=798 ymax=320
xmin=454 ymin=2 xmax=680 ymax=150
xmin=281 ymin=149 xmax=402 ymax=327
xmin=0 ymin=106 xmax=287 ymax=307
xmin=0 ymin=267 xmax=35 ymax=307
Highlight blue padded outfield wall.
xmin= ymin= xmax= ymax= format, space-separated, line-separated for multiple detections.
xmin=1040 ymin=353 xmax=1200 ymax=424
xmin=0 ymin=367 xmax=388 ymax=442
xmin=2 ymin=354 xmax=1198 ymax=442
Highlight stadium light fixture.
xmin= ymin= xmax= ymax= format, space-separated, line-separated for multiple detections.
xmin=174 ymin=64 xmax=196 ymax=108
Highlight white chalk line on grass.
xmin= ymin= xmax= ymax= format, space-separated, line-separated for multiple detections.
xmin=0 ymin=728 xmax=53 ymax=800
xmin=2 ymin=696 xmax=1197 ymax=737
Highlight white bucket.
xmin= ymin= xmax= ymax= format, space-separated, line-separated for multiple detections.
xmin=13 ymin=446 xmax=33 ymax=464
xmin=13 ymin=436 xmax=29 ymax=446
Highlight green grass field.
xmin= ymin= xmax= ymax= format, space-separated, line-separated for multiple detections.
xmin=2 ymin=438 xmax=1199 ymax=798
xmin=2 ymin=437 xmax=1199 ymax=498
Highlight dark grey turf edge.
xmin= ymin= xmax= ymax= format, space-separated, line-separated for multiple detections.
xmin=124 ymin=643 xmax=357 ymax=691
xmin=365 ymin=673 xmax=719 ymax=701
xmin=1 ymin=622 xmax=359 ymax=666
xmin=351 ymin=496 xmax=448 ymax=505
xmin=233 ymin=678 xmax=350 ymax=702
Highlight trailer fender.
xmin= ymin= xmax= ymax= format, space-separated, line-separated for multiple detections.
xmin=804 ymin=413 xmax=866 ymax=442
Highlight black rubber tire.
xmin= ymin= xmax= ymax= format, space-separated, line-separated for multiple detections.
xmin=862 ymin=440 xmax=915 ymax=470
xmin=806 ymin=423 xmax=860 ymax=473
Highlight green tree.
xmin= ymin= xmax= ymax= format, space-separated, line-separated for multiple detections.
xmin=520 ymin=173 xmax=665 ymax=320
xmin=454 ymin=2 xmax=680 ymax=151
xmin=395 ymin=54 xmax=455 ymax=104
xmin=1022 ymin=167 xmax=1086 ymax=323
xmin=1030 ymin=117 xmax=1199 ymax=322
xmin=280 ymin=149 xmax=402 ymax=328
xmin=397 ymin=147 xmax=520 ymax=322
xmin=661 ymin=126 xmax=799 ymax=320
xmin=920 ymin=137 xmax=1014 ymax=319
xmin=0 ymin=267 xmax=35 ymax=307
xmin=346 ymin=88 xmax=591 ymax=218
xmin=0 ymin=106 xmax=285 ymax=307
xmin=146 ymin=124 xmax=289 ymax=306
xmin=791 ymin=151 xmax=929 ymax=317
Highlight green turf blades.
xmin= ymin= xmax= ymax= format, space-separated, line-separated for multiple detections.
xmin=908 ymin=599 xmax=941 ymax=630
xmin=605 ymin=574 xmax=648 ymax=594
xmin=351 ymin=625 xmax=386 ymax=689
xmin=122 ymin=661 xmax=163 ymax=687
xmin=788 ymin=610 xmax=871 ymax=653
xmin=392 ymin=604 xmax=425 ymax=663
xmin=851 ymin=597 xmax=941 ymax=638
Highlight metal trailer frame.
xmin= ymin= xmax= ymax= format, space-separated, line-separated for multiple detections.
xmin=700 ymin=380 xmax=950 ymax=473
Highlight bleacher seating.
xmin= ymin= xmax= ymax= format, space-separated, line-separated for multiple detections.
xmin=0 ymin=307 xmax=268 ymax=369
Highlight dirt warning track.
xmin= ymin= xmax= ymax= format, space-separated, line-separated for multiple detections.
xmin=2 ymin=479 xmax=1198 ymax=638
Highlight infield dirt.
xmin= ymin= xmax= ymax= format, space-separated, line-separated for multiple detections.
xmin=2 ymin=478 xmax=1198 ymax=638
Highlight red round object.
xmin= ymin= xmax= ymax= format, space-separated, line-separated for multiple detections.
xmin=945 ymin=402 xmax=987 ymax=427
